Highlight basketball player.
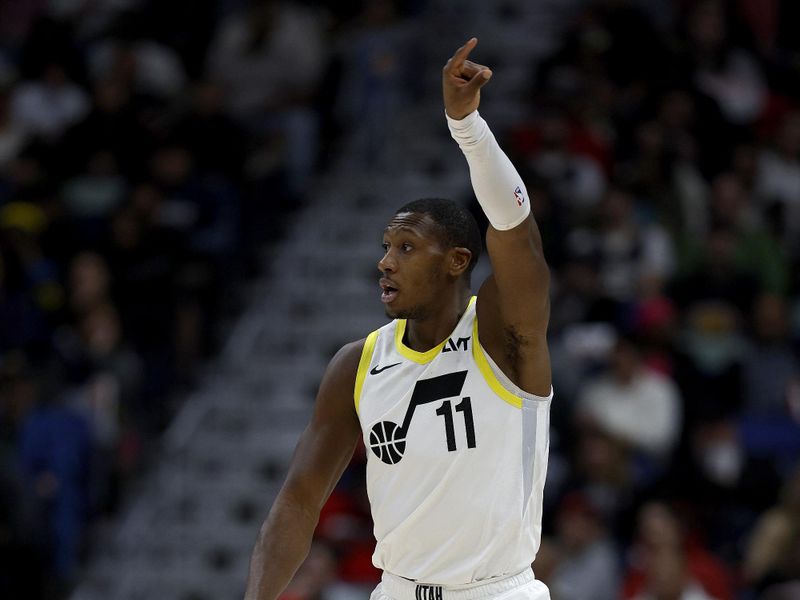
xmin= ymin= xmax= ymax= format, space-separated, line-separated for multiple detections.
xmin=244 ymin=38 xmax=552 ymax=600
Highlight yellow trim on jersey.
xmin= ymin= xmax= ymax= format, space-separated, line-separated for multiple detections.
xmin=394 ymin=297 xmax=477 ymax=364
xmin=354 ymin=330 xmax=379 ymax=414
xmin=394 ymin=319 xmax=448 ymax=364
xmin=472 ymin=318 xmax=523 ymax=409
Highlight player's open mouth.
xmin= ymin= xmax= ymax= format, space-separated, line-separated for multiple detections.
xmin=380 ymin=279 xmax=399 ymax=303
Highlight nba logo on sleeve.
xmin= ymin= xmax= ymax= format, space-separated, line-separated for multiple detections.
xmin=513 ymin=186 xmax=525 ymax=207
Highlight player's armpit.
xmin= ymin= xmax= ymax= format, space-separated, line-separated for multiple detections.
xmin=477 ymin=219 xmax=551 ymax=397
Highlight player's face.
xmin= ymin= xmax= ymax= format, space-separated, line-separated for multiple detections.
xmin=378 ymin=212 xmax=450 ymax=320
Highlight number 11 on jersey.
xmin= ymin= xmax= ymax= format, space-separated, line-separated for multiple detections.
xmin=435 ymin=397 xmax=476 ymax=452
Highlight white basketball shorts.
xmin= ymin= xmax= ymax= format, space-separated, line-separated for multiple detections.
xmin=370 ymin=568 xmax=550 ymax=600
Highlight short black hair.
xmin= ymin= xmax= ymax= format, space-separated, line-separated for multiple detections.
xmin=395 ymin=198 xmax=482 ymax=276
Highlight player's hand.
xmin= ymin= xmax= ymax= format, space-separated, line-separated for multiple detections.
xmin=442 ymin=38 xmax=492 ymax=121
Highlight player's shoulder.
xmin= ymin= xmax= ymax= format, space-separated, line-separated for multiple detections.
xmin=333 ymin=338 xmax=367 ymax=367
xmin=325 ymin=320 xmax=395 ymax=385
xmin=312 ymin=339 xmax=368 ymax=416
xmin=322 ymin=337 xmax=368 ymax=388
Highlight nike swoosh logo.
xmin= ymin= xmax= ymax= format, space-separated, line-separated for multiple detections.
xmin=370 ymin=362 xmax=401 ymax=375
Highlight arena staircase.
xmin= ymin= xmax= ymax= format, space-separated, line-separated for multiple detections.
xmin=68 ymin=2 xmax=580 ymax=598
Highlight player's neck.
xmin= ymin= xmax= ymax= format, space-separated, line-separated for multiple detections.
xmin=404 ymin=289 xmax=471 ymax=352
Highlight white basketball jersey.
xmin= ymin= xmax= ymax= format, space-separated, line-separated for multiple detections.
xmin=354 ymin=297 xmax=553 ymax=585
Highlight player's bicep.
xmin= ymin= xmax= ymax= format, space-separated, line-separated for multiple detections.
xmin=477 ymin=218 xmax=551 ymax=396
xmin=279 ymin=341 xmax=364 ymax=513
xmin=483 ymin=216 xmax=550 ymax=335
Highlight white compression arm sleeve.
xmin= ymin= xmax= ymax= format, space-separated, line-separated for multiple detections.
xmin=447 ymin=110 xmax=531 ymax=231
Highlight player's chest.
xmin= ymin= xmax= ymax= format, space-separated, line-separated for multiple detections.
xmin=360 ymin=359 xmax=516 ymax=466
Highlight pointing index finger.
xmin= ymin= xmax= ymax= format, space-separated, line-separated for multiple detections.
xmin=447 ymin=37 xmax=478 ymax=74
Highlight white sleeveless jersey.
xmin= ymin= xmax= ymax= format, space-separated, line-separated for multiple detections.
xmin=354 ymin=298 xmax=552 ymax=585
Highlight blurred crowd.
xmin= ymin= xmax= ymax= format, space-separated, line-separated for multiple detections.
xmin=517 ymin=2 xmax=800 ymax=599
xmin=311 ymin=2 xmax=800 ymax=600
xmin=0 ymin=0 xmax=425 ymax=597
xmin=1 ymin=0 xmax=799 ymax=599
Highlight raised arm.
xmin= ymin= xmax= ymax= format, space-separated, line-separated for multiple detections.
xmin=443 ymin=38 xmax=551 ymax=397
xmin=244 ymin=341 xmax=364 ymax=600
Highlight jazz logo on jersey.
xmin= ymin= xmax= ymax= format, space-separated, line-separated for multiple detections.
xmin=513 ymin=185 xmax=525 ymax=207
xmin=368 ymin=371 xmax=477 ymax=465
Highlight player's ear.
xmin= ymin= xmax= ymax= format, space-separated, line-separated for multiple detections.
xmin=448 ymin=247 xmax=472 ymax=277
